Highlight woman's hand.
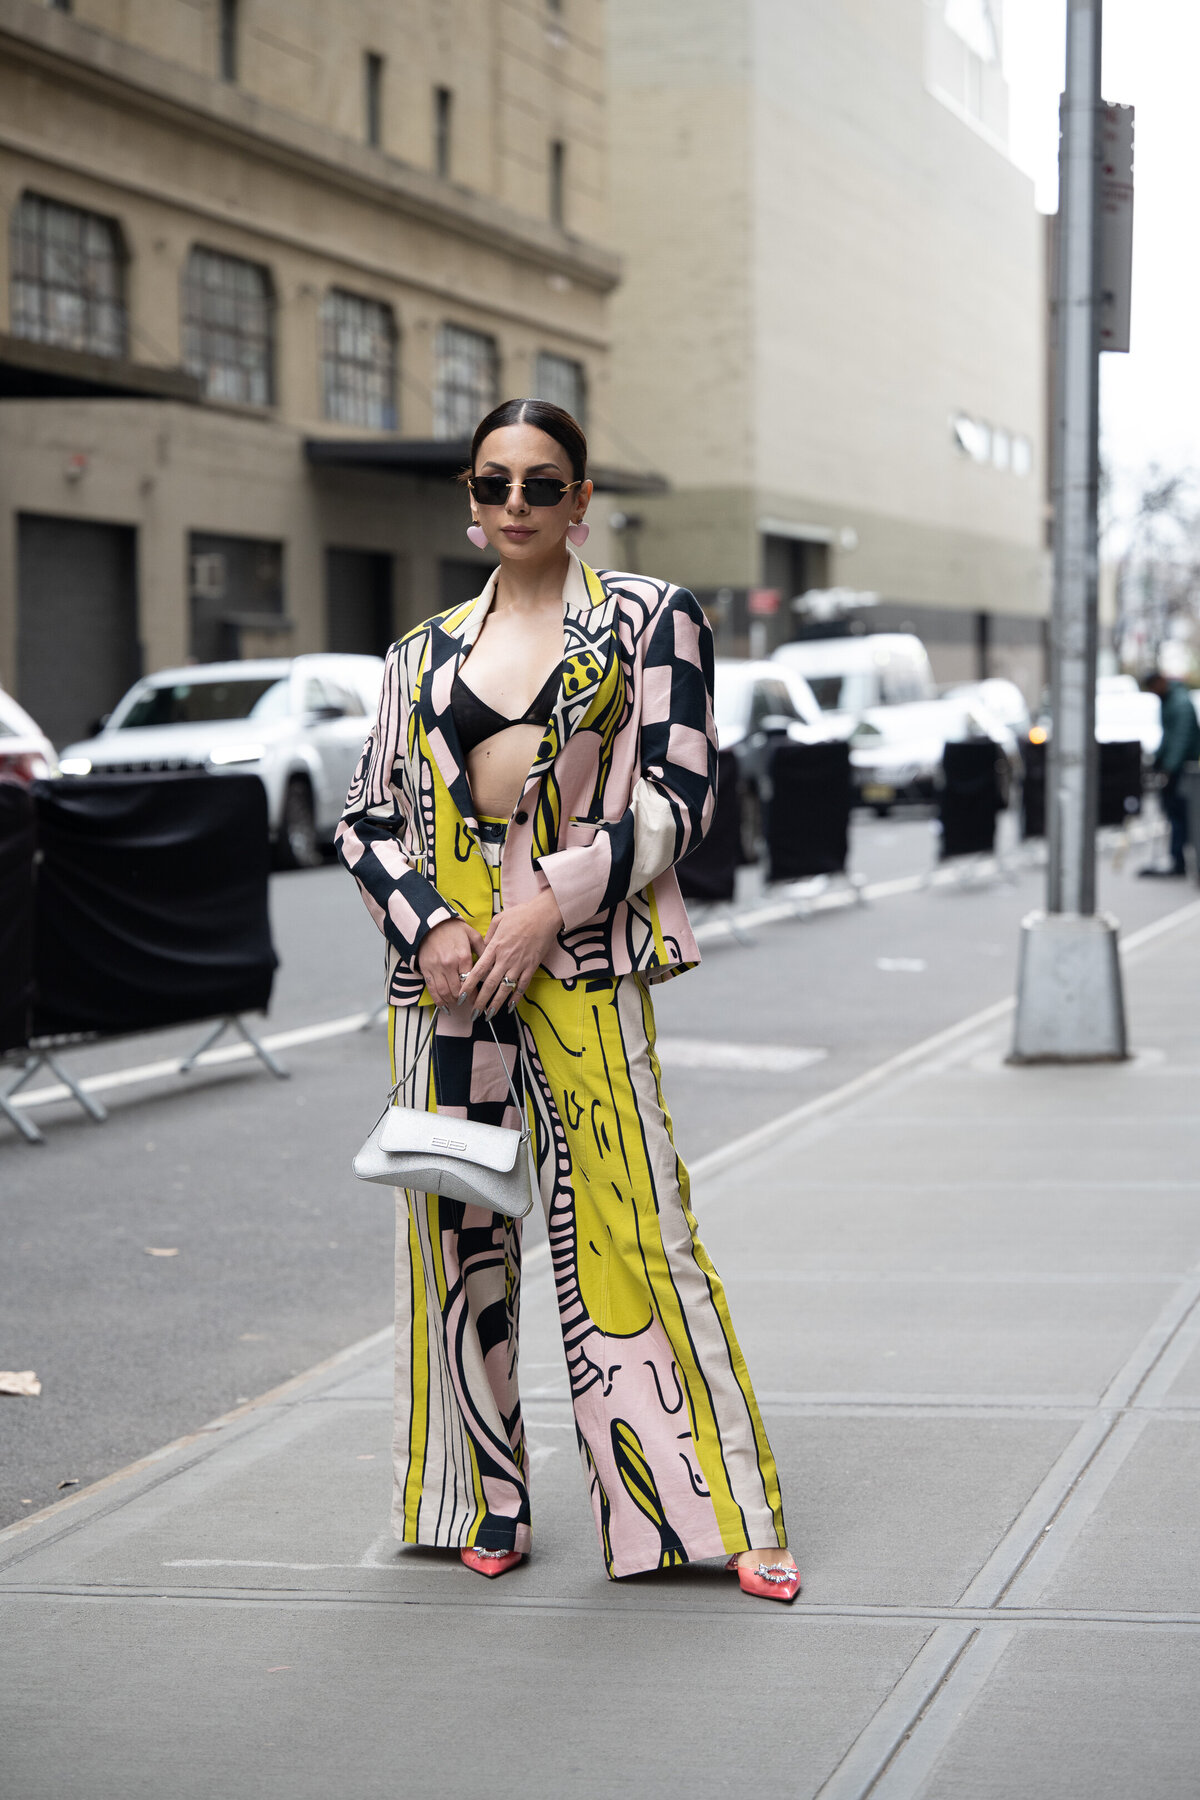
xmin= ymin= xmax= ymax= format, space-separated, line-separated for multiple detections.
xmin=460 ymin=889 xmax=564 ymax=1020
xmin=417 ymin=916 xmax=487 ymax=1008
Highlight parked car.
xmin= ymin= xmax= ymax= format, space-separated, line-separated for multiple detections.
xmin=57 ymin=654 xmax=384 ymax=867
xmin=942 ymin=677 xmax=1032 ymax=748
xmin=1029 ymin=677 xmax=1164 ymax=764
xmin=0 ymin=687 xmax=57 ymax=784
xmin=713 ymin=658 xmax=831 ymax=856
xmin=772 ymin=633 xmax=937 ymax=737
xmin=849 ymin=694 xmax=1021 ymax=814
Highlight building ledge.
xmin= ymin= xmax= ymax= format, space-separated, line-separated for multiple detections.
xmin=0 ymin=332 xmax=202 ymax=402
xmin=0 ymin=0 xmax=620 ymax=294
xmin=304 ymin=436 xmax=667 ymax=496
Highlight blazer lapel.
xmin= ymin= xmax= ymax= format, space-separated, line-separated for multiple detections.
xmin=526 ymin=558 xmax=618 ymax=784
xmin=417 ymin=577 xmax=497 ymax=832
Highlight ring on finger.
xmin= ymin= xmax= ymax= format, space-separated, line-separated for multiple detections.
xmin=502 ymin=976 xmax=518 ymax=989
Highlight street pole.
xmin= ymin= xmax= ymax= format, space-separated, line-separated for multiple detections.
xmin=1047 ymin=0 xmax=1101 ymax=918
xmin=1011 ymin=0 xmax=1127 ymax=1061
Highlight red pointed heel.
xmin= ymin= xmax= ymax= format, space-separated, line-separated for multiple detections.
xmin=727 ymin=1553 xmax=801 ymax=1603
xmin=461 ymin=1546 xmax=523 ymax=1578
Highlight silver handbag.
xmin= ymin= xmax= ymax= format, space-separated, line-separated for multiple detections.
xmin=353 ymin=1009 xmax=535 ymax=1221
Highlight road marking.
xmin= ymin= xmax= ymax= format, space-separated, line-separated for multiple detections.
xmin=8 ymin=887 xmax=1200 ymax=1121
xmin=654 ymin=1038 xmax=826 ymax=1074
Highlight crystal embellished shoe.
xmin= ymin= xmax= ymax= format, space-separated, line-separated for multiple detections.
xmin=460 ymin=1546 xmax=523 ymax=1578
xmin=726 ymin=1553 xmax=801 ymax=1603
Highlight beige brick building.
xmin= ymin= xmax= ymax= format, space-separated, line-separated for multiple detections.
xmin=606 ymin=0 xmax=1050 ymax=691
xmin=0 ymin=0 xmax=627 ymax=744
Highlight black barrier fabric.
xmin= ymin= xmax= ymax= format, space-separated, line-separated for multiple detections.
xmin=767 ymin=740 xmax=852 ymax=882
xmin=0 ymin=782 xmax=36 ymax=1053
xmin=1022 ymin=738 xmax=1045 ymax=840
xmin=32 ymin=773 xmax=276 ymax=1038
xmin=941 ymin=740 xmax=1002 ymax=859
xmin=677 ymin=748 xmax=740 ymax=902
xmin=1098 ymin=740 xmax=1143 ymax=827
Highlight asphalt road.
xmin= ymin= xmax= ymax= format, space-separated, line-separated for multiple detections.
xmin=1 ymin=807 xmax=1192 ymax=1525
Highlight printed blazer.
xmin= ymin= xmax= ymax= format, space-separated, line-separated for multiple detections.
xmin=337 ymin=552 xmax=718 ymax=1007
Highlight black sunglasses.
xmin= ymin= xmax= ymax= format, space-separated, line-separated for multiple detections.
xmin=468 ymin=475 xmax=580 ymax=508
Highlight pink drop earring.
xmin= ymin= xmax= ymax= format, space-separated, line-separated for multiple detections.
xmin=567 ymin=521 xmax=590 ymax=546
xmin=466 ymin=523 xmax=489 ymax=549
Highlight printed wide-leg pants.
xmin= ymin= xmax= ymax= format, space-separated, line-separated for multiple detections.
xmin=387 ymin=844 xmax=786 ymax=1578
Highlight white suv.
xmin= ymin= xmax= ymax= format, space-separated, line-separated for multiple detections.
xmin=58 ymin=654 xmax=383 ymax=867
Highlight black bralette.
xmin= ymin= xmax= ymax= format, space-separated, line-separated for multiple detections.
xmin=451 ymin=662 xmax=562 ymax=756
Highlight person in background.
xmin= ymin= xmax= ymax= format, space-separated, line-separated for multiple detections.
xmin=1140 ymin=643 xmax=1200 ymax=878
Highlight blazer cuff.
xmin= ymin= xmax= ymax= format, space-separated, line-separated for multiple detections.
xmin=537 ymin=840 xmax=613 ymax=933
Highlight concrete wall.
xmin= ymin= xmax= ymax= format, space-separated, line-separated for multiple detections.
xmin=0 ymin=398 xmax=623 ymax=693
xmin=606 ymin=0 xmax=1050 ymax=628
xmin=48 ymin=0 xmax=609 ymax=243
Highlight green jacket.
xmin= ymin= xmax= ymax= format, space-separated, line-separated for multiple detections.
xmin=1158 ymin=681 xmax=1200 ymax=776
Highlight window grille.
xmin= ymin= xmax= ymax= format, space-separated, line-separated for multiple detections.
xmin=533 ymin=351 xmax=587 ymax=428
xmin=182 ymin=247 xmax=273 ymax=406
xmin=434 ymin=324 xmax=497 ymax=440
xmin=321 ymin=290 xmax=397 ymax=429
xmin=10 ymin=192 xmax=126 ymax=357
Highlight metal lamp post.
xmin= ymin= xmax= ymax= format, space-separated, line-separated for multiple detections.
xmin=1011 ymin=0 xmax=1131 ymax=1061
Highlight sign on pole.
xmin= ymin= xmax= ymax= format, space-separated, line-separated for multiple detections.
xmin=1099 ymin=103 xmax=1134 ymax=353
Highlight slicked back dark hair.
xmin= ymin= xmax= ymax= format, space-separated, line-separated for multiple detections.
xmin=468 ymin=397 xmax=587 ymax=483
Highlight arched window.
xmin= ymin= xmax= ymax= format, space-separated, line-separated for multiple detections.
xmin=182 ymin=247 xmax=274 ymax=406
xmin=10 ymin=192 xmax=127 ymax=357
xmin=434 ymin=323 xmax=497 ymax=440
xmin=320 ymin=290 xmax=397 ymax=429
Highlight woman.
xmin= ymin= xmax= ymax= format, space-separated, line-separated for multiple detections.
xmin=338 ymin=398 xmax=798 ymax=1600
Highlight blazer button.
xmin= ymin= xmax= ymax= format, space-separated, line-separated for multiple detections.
xmin=514 ymin=810 xmax=528 ymax=824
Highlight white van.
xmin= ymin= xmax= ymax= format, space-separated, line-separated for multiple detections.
xmin=772 ymin=634 xmax=936 ymax=736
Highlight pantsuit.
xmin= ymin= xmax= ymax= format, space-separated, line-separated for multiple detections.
xmin=339 ymin=554 xmax=789 ymax=1575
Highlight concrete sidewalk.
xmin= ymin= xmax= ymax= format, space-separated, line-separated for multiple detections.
xmin=4 ymin=905 xmax=1200 ymax=1799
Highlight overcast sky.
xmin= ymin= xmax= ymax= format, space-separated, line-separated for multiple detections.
xmin=1002 ymin=0 xmax=1200 ymax=517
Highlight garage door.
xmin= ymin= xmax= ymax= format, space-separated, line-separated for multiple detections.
xmin=17 ymin=515 xmax=140 ymax=747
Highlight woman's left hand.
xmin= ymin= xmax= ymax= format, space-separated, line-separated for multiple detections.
xmin=460 ymin=888 xmax=564 ymax=1020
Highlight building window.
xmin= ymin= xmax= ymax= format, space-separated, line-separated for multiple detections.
xmin=10 ymin=192 xmax=126 ymax=358
xmin=943 ymin=0 xmax=999 ymax=63
xmin=219 ymin=0 xmax=237 ymax=82
xmin=434 ymin=86 xmax=453 ymax=178
xmin=434 ymin=323 xmax=497 ymax=440
xmin=533 ymin=351 xmax=587 ymax=427
xmin=48 ymin=0 xmax=72 ymax=11
xmin=549 ymin=139 xmax=566 ymax=228
xmin=364 ymin=51 xmax=384 ymax=149
xmin=182 ymin=247 xmax=273 ymax=406
xmin=321 ymin=290 xmax=397 ymax=429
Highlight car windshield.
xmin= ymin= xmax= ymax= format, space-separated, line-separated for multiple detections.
xmin=805 ymin=672 xmax=876 ymax=713
xmin=116 ymin=678 xmax=289 ymax=729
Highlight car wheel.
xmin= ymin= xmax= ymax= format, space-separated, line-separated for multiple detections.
xmin=276 ymin=775 xmax=321 ymax=869
xmin=871 ymin=802 xmax=892 ymax=818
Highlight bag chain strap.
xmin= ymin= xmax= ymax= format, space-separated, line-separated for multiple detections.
xmin=371 ymin=1007 xmax=530 ymax=1141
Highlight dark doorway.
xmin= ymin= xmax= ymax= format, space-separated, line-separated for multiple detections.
xmin=439 ymin=557 xmax=493 ymax=611
xmin=17 ymin=514 xmax=140 ymax=746
xmin=188 ymin=532 xmax=284 ymax=662
xmin=325 ymin=548 xmax=394 ymax=654
xmin=763 ymin=533 xmax=830 ymax=653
